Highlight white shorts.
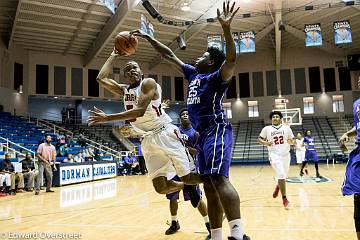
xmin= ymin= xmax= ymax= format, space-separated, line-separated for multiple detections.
xmin=296 ymin=150 xmax=306 ymax=164
xmin=141 ymin=124 xmax=192 ymax=180
xmin=269 ymin=152 xmax=290 ymax=180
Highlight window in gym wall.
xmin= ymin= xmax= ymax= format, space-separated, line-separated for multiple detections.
xmin=223 ymin=102 xmax=232 ymax=119
xmin=303 ymin=97 xmax=314 ymax=114
xmin=248 ymin=100 xmax=259 ymax=118
xmin=226 ymin=76 xmax=237 ymax=99
xmin=71 ymin=68 xmax=83 ymax=96
xmin=280 ymin=69 xmax=292 ymax=95
xmin=36 ymin=64 xmax=49 ymax=94
xmin=253 ymin=72 xmax=264 ymax=97
xmin=294 ymin=68 xmax=306 ymax=94
xmin=54 ymin=66 xmax=66 ymax=95
xmin=338 ymin=67 xmax=352 ymax=91
xmin=266 ymin=70 xmax=277 ymax=96
xmin=162 ymin=76 xmax=172 ymax=100
xmin=332 ymin=95 xmax=344 ymax=113
xmin=239 ymin=72 xmax=250 ymax=98
xmin=14 ymin=62 xmax=23 ymax=92
xmin=175 ymin=77 xmax=184 ymax=101
xmin=309 ymin=67 xmax=321 ymax=93
xmin=323 ymin=68 xmax=336 ymax=92
xmin=88 ymin=69 xmax=99 ymax=97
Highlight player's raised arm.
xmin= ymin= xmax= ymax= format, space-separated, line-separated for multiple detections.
xmin=131 ymin=29 xmax=184 ymax=72
xmin=96 ymin=49 xmax=128 ymax=96
xmin=217 ymin=1 xmax=239 ymax=81
xmin=88 ymin=78 xmax=157 ymax=125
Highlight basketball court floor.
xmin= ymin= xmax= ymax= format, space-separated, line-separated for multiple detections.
xmin=0 ymin=164 xmax=355 ymax=240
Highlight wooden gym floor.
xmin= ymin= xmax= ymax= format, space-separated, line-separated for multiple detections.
xmin=0 ymin=164 xmax=356 ymax=240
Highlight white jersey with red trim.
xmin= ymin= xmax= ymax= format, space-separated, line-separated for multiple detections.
xmin=259 ymin=124 xmax=294 ymax=155
xmin=123 ymin=81 xmax=172 ymax=133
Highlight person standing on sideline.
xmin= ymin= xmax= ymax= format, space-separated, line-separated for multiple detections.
xmin=35 ymin=135 xmax=56 ymax=195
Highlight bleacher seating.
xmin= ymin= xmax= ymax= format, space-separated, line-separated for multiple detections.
xmin=0 ymin=112 xmax=110 ymax=162
xmin=231 ymin=116 xmax=355 ymax=164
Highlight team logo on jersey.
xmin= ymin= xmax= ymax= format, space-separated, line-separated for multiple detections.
xmin=286 ymin=175 xmax=331 ymax=184
xmin=187 ymin=78 xmax=201 ymax=105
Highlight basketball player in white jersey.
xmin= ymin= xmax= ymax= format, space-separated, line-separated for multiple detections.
xmin=295 ymin=132 xmax=307 ymax=174
xmin=258 ymin=111 xmax=295 ymax=209
xmin=88 ymin=49 xmax=201 ymax=207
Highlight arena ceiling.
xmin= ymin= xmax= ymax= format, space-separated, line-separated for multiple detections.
xmin=0 ymin=0 xmax=359 ymax=67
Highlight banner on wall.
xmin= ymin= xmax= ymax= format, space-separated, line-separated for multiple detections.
xmin=207 ymin=35 xmax=223 ymax=50
xmin=140 ymin=14 xmax=155 ymax=38
xmin=334 ymin=20 xmax=352 ymax=45
xmin=305 ymin=23 xmax=322 ymax=47
xmin=239 ymin=31 xmax=255 ymax=53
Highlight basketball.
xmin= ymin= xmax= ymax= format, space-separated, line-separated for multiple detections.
xmin=114 ymin=31 xmax=138 ymax=56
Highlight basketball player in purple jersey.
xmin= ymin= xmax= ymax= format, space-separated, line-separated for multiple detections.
xmin=132 ymin=2 xmax=250 ymax=239
xmin=164 ymin=109 xmax=210 ymax=238
xmin=339 ymin=76 xmax=360 ymax=240
xmin=300 ymin=130 xmax=321 ymax=177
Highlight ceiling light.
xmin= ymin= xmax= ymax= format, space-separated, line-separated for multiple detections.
xmin=181 ymin=2 xmax=190 ymax=11
xmin=54 ymin=96 xmax=58 ymax=99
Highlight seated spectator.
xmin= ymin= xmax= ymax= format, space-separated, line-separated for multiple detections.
xmin=58 ymin=132 xmax=66 ymax=145
xmin=84 ymin=147 xmax=95 ymax=161
xmin=74 ymin=152 xmax=84 ymax=163
xmin=58 ymin=144 xmax=69 ymax=157
xmin=63 ymin=154 xmax=74 ymax=163
xmin=0 ymin=165 xmax=11 ymax=195
xmin=0 ymin=153 xmax=25 ymax=195
xmin=20 ymin=153 xmax=39 ymax=192
xmin=124 ymin=152 xmax=140 ymax=175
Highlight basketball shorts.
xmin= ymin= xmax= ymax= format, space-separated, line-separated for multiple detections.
xmin=141 ymin=124 xmax=192 ymax=180
xmin=305 ymin=150 xmax=318 ymax=162
xmin=166 ymin=175 xmax=202 ymax=201
xmin=342 ymin=145 xmax=360 ymax=196
xmin=197 ymin=123 xmax=233 ymax=177
xmin=296 ymin=150 xmax=306 ymax=164
xmin=269 ymin=152 xmax=290 ymax=179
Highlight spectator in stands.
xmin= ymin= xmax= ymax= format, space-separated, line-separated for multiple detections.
xmin=78 ymin=132 xmax=86 ymax=147
xmin=58 ymin=143 xmax=69 ymax=157
xmin=74 ymin=152 xmax=84 ymax=163
xmin=0 ymin=160 xmax=12 ymax=195
xmin=63 ymin=154 xmax=74 ymax=163
xmin=124 ymin=152 xmax=140 ymax=175
xmin=0 ymin=153 xmax=25 ymax=195
xmin=35 ymin=135 xmax=56 ymax=195
xmin=20 ymin=153 xmax=39 ymax=192
xmin=84 ymin=147 xmax=95 ymax=161
xmin=57 ymin=132 xmax=66 ymax=146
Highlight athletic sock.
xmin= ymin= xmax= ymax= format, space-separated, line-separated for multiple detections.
xmin=228 ymin=219 xmax=244 ymax=240
xmin=211 ymin=228 xmax=222 ymax=240
xmin=171 ymin=215 xmax=178 ymax=222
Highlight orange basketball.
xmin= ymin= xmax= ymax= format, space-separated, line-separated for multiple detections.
xmin=114 ymin=31 xmax=138 ymax=56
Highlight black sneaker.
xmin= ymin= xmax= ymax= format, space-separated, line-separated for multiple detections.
xmin=35 ymin=190 xmax=40 ymax=195
xmin=46 ymin=189 xmax=54 ymax=193
xmin=316 ymin=172 xmax=321 ymax=178
xmin=300 ymin=171 xmax=304 ymax=177
xmin=304 ymin=169 xmax=308 ymax=175
xmin=165 ymin=221 xmax=180 ymax=235
xmin=184 ymin=185 xmax=200 ymax=208
xmin=228 ymin=235 xmax=251 ymax=240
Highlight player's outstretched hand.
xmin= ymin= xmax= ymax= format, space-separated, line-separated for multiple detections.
xmin=217 ymin=1 xmax=240 ymax=28
xmin=338 ymin=133 xmax=349 ymax=152
xmin=110 ymin=48 xmax=125 ymax=57
xmin=88 ymin=106 xmax=109 ymax=126
xmin=130 ymin=29 xmax=148 ymax=39
xmin=162 ymin=99 xmax=170 ymax=109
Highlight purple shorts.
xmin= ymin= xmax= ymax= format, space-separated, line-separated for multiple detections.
xmin=166 ymin=175 xmax=202 ymax=201
xmin=305 ymin=150 xmax=318 ymax=162
xmin=197 ymin=123 xmax=233 ymax=177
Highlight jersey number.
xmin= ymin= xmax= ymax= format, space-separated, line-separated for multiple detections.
xmin=152 ymin=105 xmax=162 ymax=117
xmin=274 ymin=136 xmax=284 ymax=145
xmin=125 ymin=105 xmax=136 ymax=122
